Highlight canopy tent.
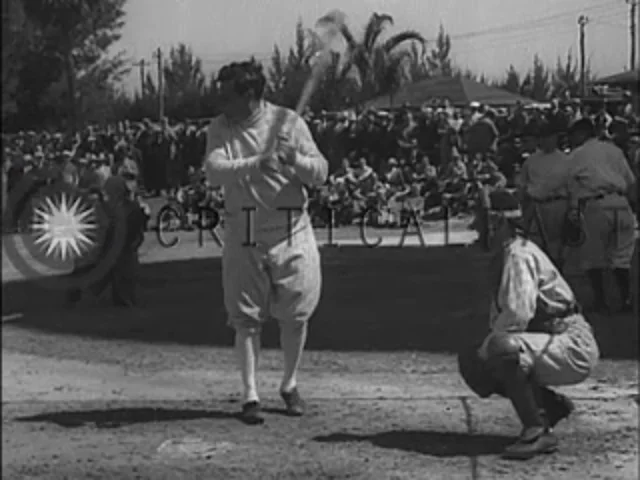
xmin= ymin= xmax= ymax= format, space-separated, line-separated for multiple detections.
xmin=365 ymin=76 xmax=534 ymax=109
xmin=593 ymin=69 xmax=639 ymax=89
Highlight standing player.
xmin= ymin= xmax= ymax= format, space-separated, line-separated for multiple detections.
xmin=204 ymin=61 xmax=328 ymax=424
xmin=519 ymin=120 xmax=571 ymax=269
xmin=458 ymin=191 xmax=600 ymax=460
xmin=566 ymin=118 xmax=637 ymax=313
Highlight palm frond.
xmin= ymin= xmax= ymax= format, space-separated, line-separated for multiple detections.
xmin=363 ymin=13 xmax=394 ymax=52
xmin=382 ymin=31 xmax=426 ymax=54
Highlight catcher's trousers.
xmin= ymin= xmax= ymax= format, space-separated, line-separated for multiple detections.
xmin=481 ymin=315 xmax=599 ymax=386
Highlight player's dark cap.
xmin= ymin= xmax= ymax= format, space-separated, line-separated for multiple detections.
xmin=537 ymin=119 xmax=562 ymax=138
xmin=488 ymin=189 xmax=522 ymax=218
xmin=522 ymin=121 xmax=539 ymax=138
xmin=568 ymin=117 xmax=595 ymax=136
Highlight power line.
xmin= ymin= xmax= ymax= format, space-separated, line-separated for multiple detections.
xmin=426 ymin=0 xmax=621 ymax=42
xmin=155 ymin=1 xmax=624 ymax=70
xmin=451 ymin=25 xmax=578 ymax=57
xmin=142 ymin=0 xmax=627 ymax=76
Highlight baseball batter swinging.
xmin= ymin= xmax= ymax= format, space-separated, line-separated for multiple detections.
xmin=204 ymin=61 xmax=328 ymax=424
xmin=458 ymin=191 xmax=599 ymax=460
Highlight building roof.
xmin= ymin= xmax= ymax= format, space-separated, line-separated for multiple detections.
xmin=365 ymin=76 xmax=534 ymax=109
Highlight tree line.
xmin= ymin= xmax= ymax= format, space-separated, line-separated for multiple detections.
xmin=2 ymin=0 xmax=594 ymax=133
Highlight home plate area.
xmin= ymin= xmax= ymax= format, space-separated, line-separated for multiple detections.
xmin=2 ymin=242 xmax=638 ymax=479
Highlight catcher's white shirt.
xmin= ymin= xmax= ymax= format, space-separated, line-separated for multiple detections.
xmin=489 ymin=238 xmax=576 ymax=333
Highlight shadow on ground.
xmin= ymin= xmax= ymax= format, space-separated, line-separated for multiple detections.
xmin=313 ymin=430 xmax=514 ymax=457
xmin=3 ymin=245 xmax=637 ymax=359
xmin=16 ymin=407 xmax=236 ymax=428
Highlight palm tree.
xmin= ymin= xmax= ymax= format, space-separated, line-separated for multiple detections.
xmin=335 ymin=13 xmax=427 ymax=105
xmin=550 ymin=50 xmax=592 ymax=99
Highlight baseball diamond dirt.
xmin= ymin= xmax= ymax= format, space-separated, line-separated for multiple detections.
xmin=2 ymin=225 xmax=638 ymax=480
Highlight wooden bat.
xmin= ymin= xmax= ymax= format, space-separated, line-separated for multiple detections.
xmin=265 ymin=10 xmax=347 ymax=170
xmin=295 ymin=9 xmax=347 ymax=114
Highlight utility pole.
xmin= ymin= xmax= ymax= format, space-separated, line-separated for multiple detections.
xmin=627 ymin=0 xmax=638 ymax=70
xmin=578 ymin=15 xmax=589 ymax=97
xmin=153 ymin=48 xmax=165 ymax=120
xmin=133 ymin=59 xmax=149 ymax=97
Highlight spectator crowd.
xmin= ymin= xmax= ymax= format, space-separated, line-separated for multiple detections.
xmin=3 ymin=96 xmax=639 ymax=232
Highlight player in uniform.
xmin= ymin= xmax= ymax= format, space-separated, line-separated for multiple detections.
xmin=204 ymin=61 xmax=328 ymax=424
xmin=566 ymin=118 xmax=637 ymax=313
xmin=101 ymin=158 xmax=146 ymax=307
xmin=519 ymin=120 xmax=571 ymax=269
xmin=458 ymin=191 xmax=599 ymax=460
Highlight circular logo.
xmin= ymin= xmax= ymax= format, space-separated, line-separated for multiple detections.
xmin=4 ymin=175 xmax=129 ymax=291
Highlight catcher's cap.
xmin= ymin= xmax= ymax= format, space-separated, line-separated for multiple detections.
xmin=488 ymin=190 xmax=522 ymax=218
xmin=568 ymin=117 xmax=595 ymax=136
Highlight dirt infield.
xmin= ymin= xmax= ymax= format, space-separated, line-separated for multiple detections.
xmin=2 ymin=228 xmax=638 ymax=479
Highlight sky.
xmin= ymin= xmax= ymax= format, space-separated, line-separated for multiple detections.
xmin=114 ymin=0 xmax=634 ymax=94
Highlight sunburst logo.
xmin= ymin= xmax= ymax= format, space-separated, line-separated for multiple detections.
xmin=30 ymin=192 xmax=98 ymax=262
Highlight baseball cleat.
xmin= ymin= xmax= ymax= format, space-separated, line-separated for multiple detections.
xmin=239 ymin=401 xmax=265 ymax=425
xmin=501 ymin=427 xmax=559 ymax=460
xmin=280 ymin=387 xmax=305 ymax=416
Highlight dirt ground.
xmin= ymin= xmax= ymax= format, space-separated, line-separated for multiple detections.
xmin=2 ymin=226 xmax=638 ymax=479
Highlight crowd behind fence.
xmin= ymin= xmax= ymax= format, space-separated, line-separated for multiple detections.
xmin=2 ymin=98 xmax=639 ymax=236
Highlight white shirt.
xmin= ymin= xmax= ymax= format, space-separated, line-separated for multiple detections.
xmin=489 ymin=238 xmax=577 ymax=333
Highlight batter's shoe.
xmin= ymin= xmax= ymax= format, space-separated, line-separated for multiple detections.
xmin=501 ymin=427 xmax=559 ymax=460
xmin=539 ymin=387 xmax=575 ymax=428
xmin=280 ymin=388 xmax=305 ymax=416
xmin=239 ymin=401 xmax=264 ymax=425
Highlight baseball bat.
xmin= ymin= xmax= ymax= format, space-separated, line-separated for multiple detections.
xmin=261 ymin=10 xmax=347 ymax=174
xmin=295 ymin=10 xmax=347 ymax=114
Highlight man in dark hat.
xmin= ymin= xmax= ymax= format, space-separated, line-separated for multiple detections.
xmin=457 ymin=190 xmax=599 ymax=460
xmin=566 ymin=117 xmax=637 ymax=313
xmin=100 ymin=157 xmax=147 ymax=307
xmin=519 ymin=119 xmax=571 ymax=268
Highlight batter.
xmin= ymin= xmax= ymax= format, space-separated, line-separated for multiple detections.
xmin=204 ymin=61 xmax=328 ymax=424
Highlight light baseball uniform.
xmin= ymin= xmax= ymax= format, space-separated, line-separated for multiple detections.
xmin=480 ymin=238 xmax=599 ymax=386
xmin=567 ymin=138 xmax=637 ymax=270
xmin=520 ymin=149 xmax=571 ymax=261
xmin=204 ymin=101 xmax=328 ymax=332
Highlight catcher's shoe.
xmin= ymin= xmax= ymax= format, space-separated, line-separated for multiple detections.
xmin=280 ymin=387 xmax=305 ymax=417
xmin=539 ymin=388 xmax=575 ymax=429
xmin=501 ymin=427 xmax=559 ymax=460
xmin=239 ymin=401 xmax=264 ymax=425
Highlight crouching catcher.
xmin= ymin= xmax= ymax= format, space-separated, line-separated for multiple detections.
xmin=458 ymin=191 xmax=600 ymax=460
